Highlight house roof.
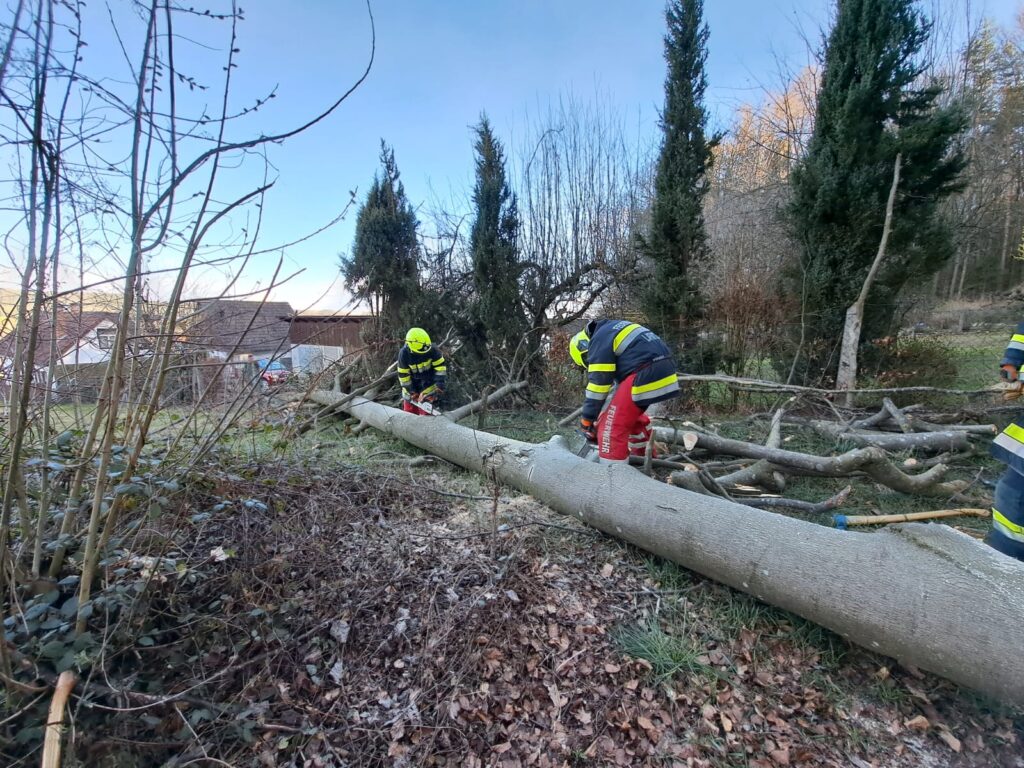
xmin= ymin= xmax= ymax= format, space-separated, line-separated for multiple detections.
xmin=289 ymin=311 xmax=374 ymax=321
xmin=183 ymin=299 xmax=295 ymax=353
xmin=0 ymin=307 xmax=118 ymax=368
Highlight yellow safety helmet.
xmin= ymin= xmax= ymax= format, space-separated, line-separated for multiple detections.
xmin=569 ymin=330 xmax=590 ymax=367
xmin=405 ymin=327 xmax=431 ymax=353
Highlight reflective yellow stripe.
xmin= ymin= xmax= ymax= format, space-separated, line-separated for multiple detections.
xmin=397 ymin=367 xmax=410 ymax=374
xmin=588 ymin=363 xmax=616 ymax=373
xmin=586 ymin=382 xmax=613 ymax=394
xmin=612 ymin=324 xmax=641 ymax=353
xmin=1012 ymin=334 xmax=1024 ymax=345
xmin=994 ymin=508 xmax=1024 ymax=536
xmin=632 ymin=373 xmax=678 ymax=395
xmin=432 ymin=357 xmax=446 ymax=367
xmin=1004 ymin=422 xmax=1024 ymax=444
xmin=421 ymin=384 xmax=437 ymax=396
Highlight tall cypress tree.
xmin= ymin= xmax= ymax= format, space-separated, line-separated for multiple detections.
xmin=469 ymin=116 xmax=526 ymax=365
xmin=641 ymin=0 xmax=718 ymax=347
xmin=786 ymin=0 xmax=965 ymax=381
xmin=341 ymin=141 xmax=421 ymax=336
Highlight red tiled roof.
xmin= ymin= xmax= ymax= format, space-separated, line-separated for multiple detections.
xmin=0 ymin=307 xmax=117 ymax=368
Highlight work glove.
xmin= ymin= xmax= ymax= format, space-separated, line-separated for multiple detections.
xmin=1001 ymin=364 xmax=1019 ymax=382
xmin=580 ymin=417 xmax=597 ymax=443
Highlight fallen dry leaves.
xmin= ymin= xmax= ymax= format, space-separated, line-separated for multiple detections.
xmin=73 ymin=457 xmax=1021 ymax=768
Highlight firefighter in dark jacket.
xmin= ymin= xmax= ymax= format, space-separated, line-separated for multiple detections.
xmin=398 ymin=327 xmax=446 ymax=415
xmin=990 ymin=322 xmax=1024 ymax=561
xmin=569 ymin=319 xmax=680 ymax=462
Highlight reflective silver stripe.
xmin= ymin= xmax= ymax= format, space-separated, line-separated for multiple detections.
xmin=995 ymin=517 xmax=1024 ymax=543
xmin=615 ymin=325 xmax=645 ymax=354
xmin=586 ymin=390 xmax=609 ymax=400
xmin=1009 ymin=341 xmax=1024 ymax=351
xmin=633 ymin=379 xmax=680 ymax=402
xmin=994 ymin=432 xmax=1024 ymax=459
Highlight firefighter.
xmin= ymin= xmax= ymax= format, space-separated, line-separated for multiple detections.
xmin=569 ymin=319 xmax=680 ymax=462
xmin=989 ymin=322 xmax=1024 ymax=561
xmin=398 ymin=327 xmax=447 ymax=415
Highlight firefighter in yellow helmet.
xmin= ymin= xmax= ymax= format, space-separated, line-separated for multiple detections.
xmin=398 ymin=327 xmax=447 ymax=415
xmin=570 ymin=320 xmax=680 ymax=462
xmin=987 ymin=321 xmax=1024 ymax=561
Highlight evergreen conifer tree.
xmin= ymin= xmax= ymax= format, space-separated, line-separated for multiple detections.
xmin=786 ymin=0 xmax=966 ymax=380
xmin=341 ymin=142 xmax=421 ymax=337
xmin=641 ymin=0 xmax=718 ymax=348
xmin=469 ymin=116 xmax=527 ymax=366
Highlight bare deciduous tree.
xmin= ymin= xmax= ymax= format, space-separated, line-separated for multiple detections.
xmin=0 ymin=0 xmax=374 ymax=664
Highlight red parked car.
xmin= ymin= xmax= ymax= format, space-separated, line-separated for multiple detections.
xmin=258 ymin=359 xmax=291 ymax=386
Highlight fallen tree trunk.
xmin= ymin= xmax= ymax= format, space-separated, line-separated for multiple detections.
xmin=667 ymin=468 xmax=853 ymax=515
xmin=849 ymin=404 xmax=995 ymax=433
xmin=308 ymin=380 xmax=528 ymax=427
xmin=898 ymin=415 xmax=996 ymax=435
xmin=717 ymin=407 xmax=787 ymax=492
xmin=736 ymin=485 xmax=853 ymax=515
xmin=784 ymin=417 xmax=971 ymax=453
xmin=289 ymin=371 xmax=396 ymax=439
xmin=335 ymin=395 xmax=1024 ymax=705
xmin=557 ymin=406 xmax=583 ymax=427
xmin=882 ymin=397 xmax=913 ymax=434
xmin=443 ymin=380 xmax=528 ymax=422
xmin=653 ymin=427 xmax=968 ymax=497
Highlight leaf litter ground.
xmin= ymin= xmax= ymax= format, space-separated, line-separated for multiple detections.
xmin=16 ymin=447 xmax=1023 ymax=767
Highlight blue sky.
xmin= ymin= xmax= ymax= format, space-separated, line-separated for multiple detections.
xmin=5 ymin=0 xmax=1017 ymax=310
xmin=231 ymin=0 xmax=835 ymax=310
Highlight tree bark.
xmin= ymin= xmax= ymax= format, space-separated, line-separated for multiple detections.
xmin=652 ymin=427 xmax=968 ymax=496
xmin=308 ymin=380 xmax=528 ymax=426
xmin=443 ymin=380 xmax=528 ymax=422
xmin=882 ymin=397 xmax=913 ymax=433
xmin=558 ymin=406 xmax=583 ymax=427
xmin=837 ymin=154 xmax=901 ymax=405
xmin=717 ymin=407 xmax=787 ymax=492
xmin=789 ymin=417 xmax=971 ymax=453
xmin=332 ymin=395 xmax=1024 ymax=706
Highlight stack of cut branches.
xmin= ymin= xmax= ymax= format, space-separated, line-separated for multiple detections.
xmin=651 ymin=398 xmax=997 ymax=515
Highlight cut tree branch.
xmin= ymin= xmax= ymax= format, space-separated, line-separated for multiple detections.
xmin=652 ymin=427 xmax=968 ymax=497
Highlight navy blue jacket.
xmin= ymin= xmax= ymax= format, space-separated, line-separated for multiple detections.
xmin=1001 ymin=321 xmax=1024 ymax=370
xmin=581 ymin=320 xmax=679 ymax=421
xmin=397 ymin=345 xmax=446 ymax=396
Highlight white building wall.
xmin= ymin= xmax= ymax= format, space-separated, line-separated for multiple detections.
xmin=292 ymin=344 xmax=345 ymax=374
xmin=57 ymin=321 xmax=117 ymax=367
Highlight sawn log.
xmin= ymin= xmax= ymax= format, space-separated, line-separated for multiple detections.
xmin=334 ymin=395 xmax=1024 ymax=706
